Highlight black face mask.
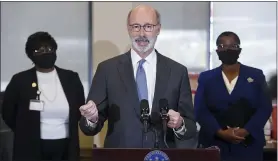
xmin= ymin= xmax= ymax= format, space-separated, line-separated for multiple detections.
xmin=217 ymin=49 xmax=241 ymax=65
xmin=32 ymin=53 xmax=57 ymax=69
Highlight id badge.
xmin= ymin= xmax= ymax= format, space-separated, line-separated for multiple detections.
xmin=29 ymin=99 xmax=44 ymax=111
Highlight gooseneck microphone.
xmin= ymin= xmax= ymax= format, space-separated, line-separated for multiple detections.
xmin=159 ymin=98 xmax=170 ymax=148
xmin=140 ymin=99 xmax=150 ymax=133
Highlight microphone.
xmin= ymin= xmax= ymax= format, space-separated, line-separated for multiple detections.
xmin=159 ymin=99 xmax=169 ymax=132
xmin=140 ymin=99 xmax=150 ymax=133
xmin=159 ymin=98 xmax=169 ymax=148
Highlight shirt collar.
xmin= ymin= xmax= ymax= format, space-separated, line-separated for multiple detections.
xmin=130 ymin=48 xmax=156 ymax=67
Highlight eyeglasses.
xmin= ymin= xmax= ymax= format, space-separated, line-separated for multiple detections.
xmin=33 ymin=46 xmax=55 ymax=55
xmin=217 ymin=44 xmax=241 ymax=50
xmin=129 ymin=24 xmax=158 ymax=32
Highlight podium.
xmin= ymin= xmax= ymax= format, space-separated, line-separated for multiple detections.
xmin=92 ymin=148 xmax=221 ymax=161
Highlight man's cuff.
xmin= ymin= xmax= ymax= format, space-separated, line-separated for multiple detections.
xmin=86 ymin=118 xmax=98 ymax=128
xmin=173 ymin=119 xmax=186 ymax=137
xmin=196 ymin=122 xmax=201 ymax=132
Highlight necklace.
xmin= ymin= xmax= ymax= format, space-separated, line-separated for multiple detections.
xmin=38 ymin=72 xmax=58 ymax=103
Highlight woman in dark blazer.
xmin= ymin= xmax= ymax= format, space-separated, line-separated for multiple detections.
xmin=194 ymin=31 xmax=272 ymax=161
xmin=2 ymin=32 xmax=85 ymax=161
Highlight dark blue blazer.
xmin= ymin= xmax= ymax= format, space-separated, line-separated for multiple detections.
xmin=194 ymin=64 xmax=272 ymax=160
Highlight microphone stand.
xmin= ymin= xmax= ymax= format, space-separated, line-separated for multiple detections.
xmin=149 ymin=127 xmax=160 ymax=149
xmin=161 ymin=111 xmax=169 ymax=148
xmin=141 ymin=113 xmax=150 ymax=141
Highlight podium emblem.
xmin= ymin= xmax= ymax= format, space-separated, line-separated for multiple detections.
xmin=144 ymin=150 xmax=170 ymax=161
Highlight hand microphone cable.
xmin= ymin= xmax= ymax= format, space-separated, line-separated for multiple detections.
xmin=160 ymin=99 xmax=170 ymax=148
xmin=162 ymin=113 xmax=169 ymax=148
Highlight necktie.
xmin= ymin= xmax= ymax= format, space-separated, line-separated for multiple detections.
xmin=136 ymin=59 xmax=148 ymax=101
xmin=136 ymin=59 xmax=152 ymax=148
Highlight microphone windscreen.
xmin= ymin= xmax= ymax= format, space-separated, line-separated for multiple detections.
xmin=159 ymin=98 xmax=169 ymax=112
xmin=140 ymin=99 xmax=149 ymax=114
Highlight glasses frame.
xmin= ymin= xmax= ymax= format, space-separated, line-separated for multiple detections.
xmin=129 ymin=23 xmax=159 ymax=32
xmin=217 ymin=44 xmax=241 ymax=50
xmin=33 ymin=46 xmax=55 ymax=56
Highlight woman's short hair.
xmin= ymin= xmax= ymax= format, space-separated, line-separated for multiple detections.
xmin=25 ymin=31 xmax=57 ymax=60
xmin=268 ymin=74 xmax=277 ymax=99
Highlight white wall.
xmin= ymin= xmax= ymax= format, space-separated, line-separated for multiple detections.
xmin=1 ymin=2 xmax=90 ymax=94
xmin=210 ymin=2 xmax=277 ymax=80
xmin=133 ymin=2 xmax=211 ymax=73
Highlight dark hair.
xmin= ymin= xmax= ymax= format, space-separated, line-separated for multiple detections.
xmin=25 ymin=31 xmax=57 ymax=60
xmin=216 ymin=31 xmax=241 ymax=46
xmin=268 ymin=74 xmax=277 ymax=99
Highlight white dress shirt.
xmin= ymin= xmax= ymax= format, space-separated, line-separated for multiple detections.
xmin=222 ymin=71 xmax=238 ymax=94
xmin=130 ymin=49 xmax=156 ymax=111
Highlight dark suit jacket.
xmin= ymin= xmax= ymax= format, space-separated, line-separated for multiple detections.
xmin=79 ymin=50 xmax=197 ymax=148
xmin=194 ymin=64 xmax=272 ymax=160
xmin=0 ymin=92 xmax=11 ymax=132
xmin=1 ymin=66 xmax=85 ymax=161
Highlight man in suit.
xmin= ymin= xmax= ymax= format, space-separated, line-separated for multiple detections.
xmin=0 ymin=92 xmax=13 ymax=161
xmin=194 ymin=31 xmax=273 ymax=161
xmin=79 ymin=5 xmax=197 ymax=148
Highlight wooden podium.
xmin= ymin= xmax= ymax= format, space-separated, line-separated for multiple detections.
xmin=92 ymin=148 xmax=221 ymax=161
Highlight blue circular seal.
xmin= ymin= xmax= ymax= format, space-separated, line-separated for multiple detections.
xmin=144 ymin=150 xmax=170 ymax=161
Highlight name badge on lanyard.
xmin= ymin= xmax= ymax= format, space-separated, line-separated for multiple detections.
xmin=29 ymin=89 xmax=44 ymax=111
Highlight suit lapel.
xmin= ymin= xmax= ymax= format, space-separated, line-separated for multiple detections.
xmin=215 ymin=66 xmax=231 ymax=99
xmin=117 ymin=51 xmax=141 ymax=117
xmin=29 ymin=68 xmax=39 ymax=100
xmin=230 ymin=64 xmax=246 ymax=98
xmin=55 ymin=66 xmax=72 ymax=109
xmin=151 ymin=50 xmax=170 ymax=113
xmin=28 ymin=68 xmax=41 ymax=137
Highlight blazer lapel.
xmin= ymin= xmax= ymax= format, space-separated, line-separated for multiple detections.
xmin=117 ymin=51 xmax=141 ymax=118
xmin=55 ymin=66 xmax=72 ymax=109
xmin=151 ymin=50 xmax=170 ymax=113
xmin=230 ymin=64 xmax=247 ymax=98
xmin=28 ymin=67 xmax=41 ymax=138
xmin=29 ymin=67 xmax=39 ymax=100
xmin=215 ymin=66 xmax=231 ymax=98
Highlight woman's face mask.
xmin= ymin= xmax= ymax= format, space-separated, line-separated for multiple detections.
xmin=216 ymin=40 xmax=241 ymax=65
xmin=32 ymin=46 xmax=57 ymax=69
xmin=216 ymin=49 xmax=241 ymax=65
